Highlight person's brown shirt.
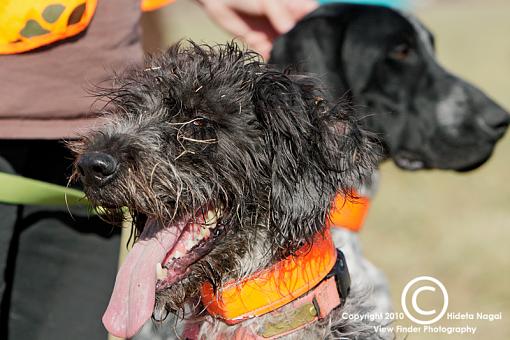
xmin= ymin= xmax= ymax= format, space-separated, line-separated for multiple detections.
xmin=0 ymin=0 xmax=143 ymax=139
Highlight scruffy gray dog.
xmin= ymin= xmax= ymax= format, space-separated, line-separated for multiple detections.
xmin=71 ymin=42 xmax=383 ymax=339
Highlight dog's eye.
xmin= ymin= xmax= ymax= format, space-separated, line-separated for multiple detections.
xmin=389 ymin=43 xmax=412 ymax=61
xmin=192 ymin=118 xmax=206 ymax=127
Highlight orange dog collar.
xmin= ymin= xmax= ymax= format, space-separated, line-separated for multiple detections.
xmin=200 ymin=228 xmax=348 ymax=326
xmin=328 ymin=192 xmax=370 ymax=232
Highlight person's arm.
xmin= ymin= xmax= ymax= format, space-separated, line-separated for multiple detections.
xmin=197 ymin=0 xmax=317 ymax=59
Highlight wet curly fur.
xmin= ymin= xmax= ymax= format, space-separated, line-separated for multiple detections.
xmin=70 ymin=42 xmax=380 ymax=338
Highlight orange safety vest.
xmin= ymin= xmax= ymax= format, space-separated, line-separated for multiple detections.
xmin=0 ymin=0 xmax=172 ymax=55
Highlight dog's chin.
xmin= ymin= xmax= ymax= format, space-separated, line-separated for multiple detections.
xmin=392 ymin=143 xmax=497 ymax=172
xmin=433 ymin=146 xmax=495 ymax=172
xmin=452 ymin=153 xmax=493 ymax=172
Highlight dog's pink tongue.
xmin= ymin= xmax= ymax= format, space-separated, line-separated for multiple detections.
xmin=102 ymin=219 xmax=185 ymax=338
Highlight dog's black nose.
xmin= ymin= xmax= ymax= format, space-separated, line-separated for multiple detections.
xmin=77 ymin=152 xmax=118 ymax=186
xmin=478 ymin=107 xmax=510 ymax=139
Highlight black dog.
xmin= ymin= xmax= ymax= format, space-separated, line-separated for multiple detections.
xmin=270 ymin=5 xmax=510 ymax=331
xmin=71 ymin=43 xmax=379 ymax=339
xmin=270 ymin=4 xmax=509 ymax=171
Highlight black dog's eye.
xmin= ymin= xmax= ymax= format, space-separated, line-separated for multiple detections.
xmin=389 ymin=43 xmax=413 ymax=61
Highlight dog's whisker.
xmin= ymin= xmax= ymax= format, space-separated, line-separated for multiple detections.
xmin=174 ymin=149 xmax=191 ymax=161
xmin=149 ymin=162 xmax=161 ymax=188
xmin=168 ymin=117 xmax=204 ymax=126
xmin=178 ymin=136 xmax=217 ymax=144
xmin=144 ymin=66 xmax=161 ymax=72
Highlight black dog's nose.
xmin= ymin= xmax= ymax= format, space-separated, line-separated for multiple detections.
xmin=77 ymin=152 xmax=118 ymax=185
xmin=478 ymin=107 xmax=510 ymax=139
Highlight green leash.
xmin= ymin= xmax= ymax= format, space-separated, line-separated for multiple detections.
xmin=0 ymin=172 xmax=87 ymax=206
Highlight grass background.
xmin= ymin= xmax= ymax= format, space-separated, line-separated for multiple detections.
xmin=142 ymin=1 xmax=510 ymax=338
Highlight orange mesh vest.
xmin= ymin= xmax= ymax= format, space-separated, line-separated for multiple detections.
xmin=0 ymin=0 xmax=172 ymax=54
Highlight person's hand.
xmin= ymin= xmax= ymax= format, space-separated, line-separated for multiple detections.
xmin=197 ymin=0 xmax=318 ymax=59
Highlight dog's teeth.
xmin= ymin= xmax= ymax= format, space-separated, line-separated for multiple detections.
xmin=156 ymin=263 xmax=167 ymax=280
xmin=152 ymin=307 xmax=169 ymax=322
xmin=205 ymin=210 xmax=218 ymax=228
xmin=173 ymin=250 xmax=184 ymax=258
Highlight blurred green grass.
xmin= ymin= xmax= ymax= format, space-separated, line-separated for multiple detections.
xmin=142 ymin=1 xmax=510 ymax=338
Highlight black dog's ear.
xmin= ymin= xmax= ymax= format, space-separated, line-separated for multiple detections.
xmin=270 ymin=4 xmax=391 ymax=99
xmin=340 ymin=16 xmax=386 ymax=96
xmin=253 ymin=70 xmax=374 ymax=256
xmin=270 ymin=15 xmax=348 ymax=102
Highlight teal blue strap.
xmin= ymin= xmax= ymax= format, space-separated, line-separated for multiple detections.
xmin=317 ymin=0 xmax=411 ymax=9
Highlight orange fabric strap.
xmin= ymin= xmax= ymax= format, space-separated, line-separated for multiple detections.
xmin=201 ymin=228 xmax=337 ymax=324
xmin=213 ymin=276 xmax=342 ymax=340
xmin=328 ymin=192 xmax=370 ymax=232
xmin=140 ymin=0 xmax=174 ymax=12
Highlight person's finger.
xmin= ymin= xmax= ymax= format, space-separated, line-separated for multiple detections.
xmin=220 ymin=0 xmax=264 ymax=15
xmin=262 ymin=0 xmax=318 ymax=34
xmin=244 ymin=31 xmax=272 ymax=59
xmin=198 ymin=0 xmax=252 ymax=37
xmin=285 ymin=0 xmax=319 ymax=20
xmin=261 ymin=0 xmax=296 ymax=34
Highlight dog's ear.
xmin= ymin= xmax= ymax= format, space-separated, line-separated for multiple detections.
xmin=253 ymin=71 xmax=374 ymax=255
xmin=340 ymin=17 xmax=386 ymax=96
xmin=270 ymin=5 xmax=393 ymax=100
xmin=270 ymin=15 xmax=348 ymax=102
